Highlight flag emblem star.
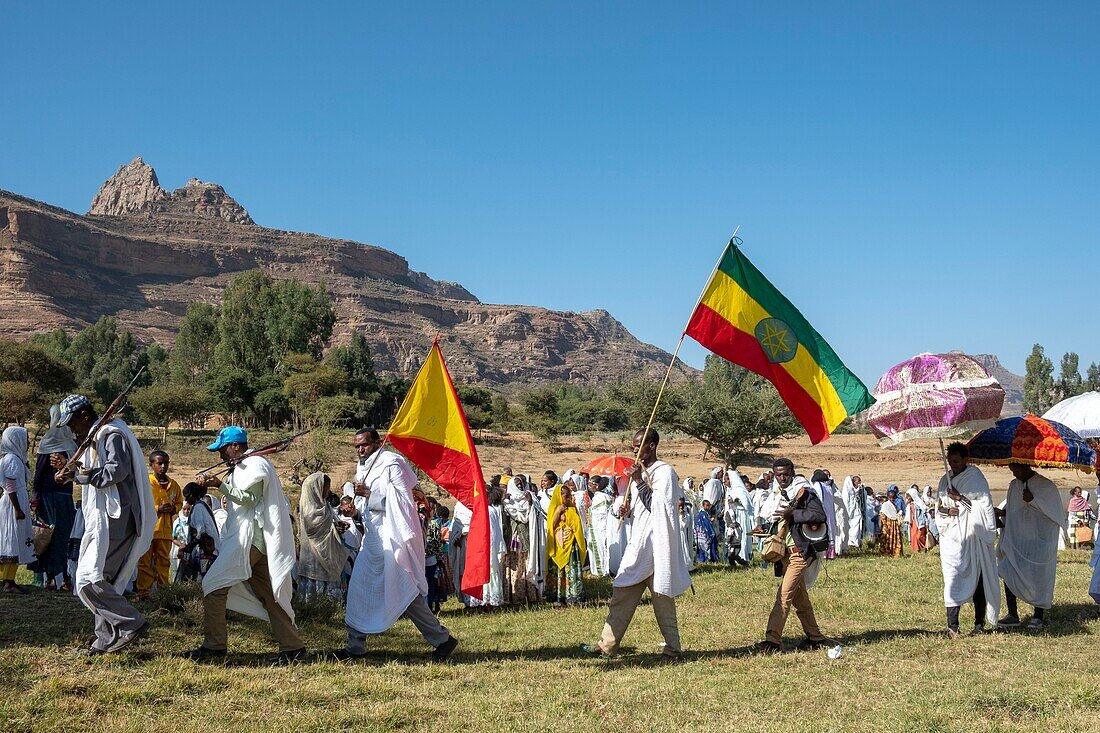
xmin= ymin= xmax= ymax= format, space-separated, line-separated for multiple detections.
xmin=754 ymin=318 xmax=797 ymax=363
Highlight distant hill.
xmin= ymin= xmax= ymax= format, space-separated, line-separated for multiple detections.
xmin=970 ymin=353 xmax=1024 ymax=415
xmin=0 ymin=157 xmax=696 ymax=390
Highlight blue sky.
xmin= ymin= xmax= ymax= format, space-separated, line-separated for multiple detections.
xmin=3 ymin=3 xmax=1097 ymax=385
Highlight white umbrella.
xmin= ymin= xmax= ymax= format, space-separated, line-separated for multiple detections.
xmin=1042 ymin=392 xmax=1100 ymax=439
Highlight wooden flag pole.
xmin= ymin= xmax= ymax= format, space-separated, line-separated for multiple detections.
xmin=619 ymin=227 xmax=740 ymax=525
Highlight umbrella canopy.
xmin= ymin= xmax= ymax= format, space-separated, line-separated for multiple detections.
xmin=1042 ymin=391 xmax=1100 ymax=440
xmin=579 ymin=455 xmax=634 ymax=477
xmin=867 ymin=352 xmax=1005 ymax=447
xmin=967 ymin=414 xmax=1096 ymax=472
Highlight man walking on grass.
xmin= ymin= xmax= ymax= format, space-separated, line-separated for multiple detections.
xmin=583 ymin=427 xmax=691 ymax=659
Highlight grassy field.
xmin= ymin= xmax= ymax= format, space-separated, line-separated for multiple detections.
xmin=4 ymin=429 xmax=1098 ymax=732
xmin=2 ymin=547 xmax=1098 ymax=733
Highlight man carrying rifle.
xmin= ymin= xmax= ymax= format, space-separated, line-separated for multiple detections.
xmin=52 ymin=394 xmax=156 ymax=655
xmin=185 ymin=426 xmax=306 ymax=664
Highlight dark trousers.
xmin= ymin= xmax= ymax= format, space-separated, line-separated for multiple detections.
xmin=1005 ymin=583 xmax=1045 ymax=619
xmin=947 ymin=572 xmax=986 ymax=630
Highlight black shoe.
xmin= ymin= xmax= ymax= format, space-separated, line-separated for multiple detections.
xmin=326 ymin=648 xmax=367 ymax=662
xmin=968 ymin=625 xmax=990 ymax=637
xmin=431 ymin=636 xmax=458 ymax=663
xmin=269 ymin=647 xmax=309 ymax=666
xmin=795 ymin=637 xmax=829 ymax=652
xmin=182 ymin=645 xmax=227 ymax=662
xmin=106 ymin=621 xmax=150 ymax=653
xmin=755 ymin=640 xmax=783 ymax=655
xmin=75 ymin=645 xmax=107 ymax=657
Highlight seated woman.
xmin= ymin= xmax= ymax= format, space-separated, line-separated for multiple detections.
xmin=296 ymin=472 xmax=348 ymax=600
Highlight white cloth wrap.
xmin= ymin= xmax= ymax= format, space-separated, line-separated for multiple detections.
xmin=998 ymin=474 xmax=1063 ymax=610
xmin=345 ymin=450 xmax=427 ymax=634
xmin=74 ymin=421 xmax=156 ymax=598
xmin=201 ymin=456 xmax=295 ymax=623
xmin=614 ymin=461 xmax=691 ymax=597
xmin=935 ymin=465 xmax=1000 ymax=624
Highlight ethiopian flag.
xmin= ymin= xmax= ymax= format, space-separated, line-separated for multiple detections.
xmin=684 ymin=241 xmax=874 ymax=444
xmin=387 ymin=341 xmax=489 ymax=598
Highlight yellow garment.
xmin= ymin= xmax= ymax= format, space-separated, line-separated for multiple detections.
xmin=148 ymin=473 xmax=183 ymax=540
xmin=548 ymin=485 xmax=586 ymax=568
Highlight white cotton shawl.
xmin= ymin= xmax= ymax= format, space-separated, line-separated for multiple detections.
xmin=345 ymin=451 xmax=427 ymax=634
xmin=724 ymin=470 xmax=755 ymax=561
xmin=832 ymin=489 xmax=849 ymax=555
xmin=589 ymin=488 xmax=612 ymax=576
xmin=998 ymin=474 xmax=1064 ymax=609
xmin=202 ymin=456 xmax=296 ymax=624
xmin=37 ymin=405 xmax=78 ymax=456
xmin=74 ymin=421 xmax=155 ymax=598
xmin=702 ymin=476 xmax=724 ymax=506
xmin=935 ymin=465 xmax=1000 ymax=624
xmin=906 ymin=487 xmax=928 ymax=511
xmin=297 ymin=472 xmax=348 ymax=584
xmin=0 ymin=427 xmax=34 ymax=565
xmin=614 ymin=461 xmax=691 ymax=597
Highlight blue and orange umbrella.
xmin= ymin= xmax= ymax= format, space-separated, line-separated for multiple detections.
xmin=966 ymin=414 xmax=1096 ymax=472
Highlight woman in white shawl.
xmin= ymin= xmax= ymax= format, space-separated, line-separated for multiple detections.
xmin=679 ymin=477 xmax=696 ymax=569
xmin=724 ymin=470 xmax=755 ymax=565
xmin=296 ymin=472 xmax=348 ymax=600
xmin=0 ymin=427 xmax=33 ymax=592
xmin=587 ymin=477 xmax=611 ymax=576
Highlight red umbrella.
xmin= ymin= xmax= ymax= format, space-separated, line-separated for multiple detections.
xmin=579 ymin=455 xmax=634 ymax=477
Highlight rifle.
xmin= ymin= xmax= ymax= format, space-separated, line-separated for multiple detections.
xmin=55 ymin=367 xmax=146 ymax=479
xmin=199 ymin=429 xmax=311 ymax=478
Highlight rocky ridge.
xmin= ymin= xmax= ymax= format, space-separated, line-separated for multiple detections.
xmin=89 ymin=157 xmax=254 ymax=224
xmin=1 ymin=159 xmax=693 ymax=390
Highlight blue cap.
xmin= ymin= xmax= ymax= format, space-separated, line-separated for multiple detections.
xmin=207 ymin=426 xmax=248 ymax=451
xmin=58 ymin=394 xmax=92 ymax=426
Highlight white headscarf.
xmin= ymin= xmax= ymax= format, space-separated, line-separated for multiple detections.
xmin=38 ymin=404 xmax=78 ymax=456
xmin=1 ymin=426 xmax=30 ymax=486
xmin=905 ymin=486 xmax=928 ymax=511
xmin=710 ymin=467 xmax=723 ymax=480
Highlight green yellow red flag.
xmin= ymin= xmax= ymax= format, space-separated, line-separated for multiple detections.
xmin=684 ymin=241 xmax=874 ymax=444
xmin=386 ymin=340 xmax=489 ymax=597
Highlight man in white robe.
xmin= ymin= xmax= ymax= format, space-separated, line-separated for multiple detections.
xmin=936 ymin=442 xmax=1000 ymax=637
xmin=996 ymin=463 xmax=1064 ymax=630
xmin=52 ymin=395 xmax=156 ymax=655
xmin=334 ymin=429 xmax=458 ymax=662
xmin=190 ymin=426 xmax=304 ymax=663
xmin=583 ymin=428 xmax=691 ymax=659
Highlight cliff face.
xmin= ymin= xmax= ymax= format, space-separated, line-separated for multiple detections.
xmin=0 ymin=159 xmax=693 ymax=389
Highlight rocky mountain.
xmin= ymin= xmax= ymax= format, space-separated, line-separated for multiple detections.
xmin=971 ymin=353 xmax=1024 ymax=415
xmin=0 ymin=159 xmax=694 ymax=390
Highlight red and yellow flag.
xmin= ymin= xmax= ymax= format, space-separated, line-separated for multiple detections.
xmin=387 ymin=341 xmax=489 ymax=598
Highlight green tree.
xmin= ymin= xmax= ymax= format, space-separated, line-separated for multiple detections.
xmin=129 ymin=384 xmax=208 ymax=441
xmin=1057 ymin=352 xmax=1083 ymax=401
xmin=456 ymin=384 xmax=494 ymax=430
xmin=0 ymin=339 xmax=76 ymax=423
xmin=169 ymin=302 xmax=219 ymax=385
xmin=1023 ymin=344 xmax=1056 ymax=415
xmin=675 ymin=355 xmax=801 ymax=465
xmin=139 ymin=343 xmax=171 ymax=385
xmin=282 ymin=354 xmax=348 ymax=428
xmin=1087 ymin=362 xmax=1100 ymax=393
xmin=205 ymin=366 xmax=256 ymax=423
xmin=62 ymin=316 xmax=140 ymax=406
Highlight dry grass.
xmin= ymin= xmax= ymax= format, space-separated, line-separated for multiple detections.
xmin=4 ymin=430 xmax=1098 ymax=733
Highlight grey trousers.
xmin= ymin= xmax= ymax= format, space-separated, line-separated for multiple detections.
xmin=78 ymin=518 xmax=146 ymax=650
xmin=346 ymin=596 xmax=450 ymax=653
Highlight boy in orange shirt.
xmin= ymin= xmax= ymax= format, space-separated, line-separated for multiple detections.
xmin=136 ymin=450 xmax=182 ymax=597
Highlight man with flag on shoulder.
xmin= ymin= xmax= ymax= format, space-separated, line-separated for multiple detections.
xmin=582 ymin=427 xmax=691 ymax=659
xmin=330 ymin=428 xmax=458 ymax=663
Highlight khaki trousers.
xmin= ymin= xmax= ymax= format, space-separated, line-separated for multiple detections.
xmin=765 ymin=549 xmax=823 ymax=644
xmin=598 ymin=576 xmax=681 ymax=655
xmin=136 ymin=538 xmax=172 ymax=595
xmin=203 ymin=546 xmax=303 ymax=652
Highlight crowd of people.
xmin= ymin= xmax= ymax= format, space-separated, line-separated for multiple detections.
xmin=3 ymin=397 xmax=1100 ymax=662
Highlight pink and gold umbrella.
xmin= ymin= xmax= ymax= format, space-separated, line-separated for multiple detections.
xmin=867 ymin=352 xmax=1005 ymax=447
